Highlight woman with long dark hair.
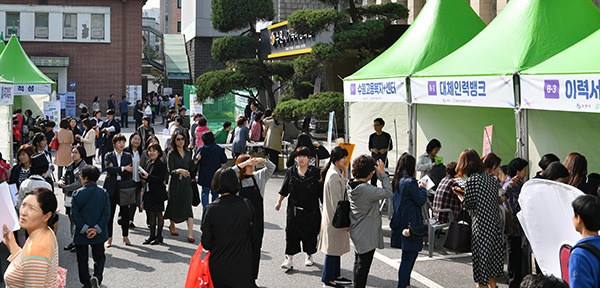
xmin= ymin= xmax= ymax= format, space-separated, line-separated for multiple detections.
xmin=318 ymin=146 xmax=352 ymax=287
xmin=31 ymin=132 xmax=54 ymax=187
xmin=563 ymin=152 xmax=588 ymax=192
xmin=458 ymin=149 xmax=503 ymax=288
xmin=390 ymin=153 xmax=427 ymax=288
xmin=164 ymin=130 xmax=198 ymax=242
xmin=124 ymin=133 xmax=144 ymax=228
xmin=77 ymin=119 xmax=96 ymax=165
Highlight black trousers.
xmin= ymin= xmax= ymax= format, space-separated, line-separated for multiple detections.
xmin=508 ymin=235 xmax=527 ymax=288
xmin=265 ymin=148 xmax=279 ymax=170
xmin=76 ymin=243 xmax=105 ymax=287
xmin=353 ymin=249 xmax=376 ymax=288
xmin=107 ymin=193 xmax=134 ymax=237
xmin=121 ymin=112 xmax=128 ymax=128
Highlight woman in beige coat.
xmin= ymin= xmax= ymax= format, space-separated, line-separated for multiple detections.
xmin=54 ymin=118 xmax=74 ymax=179
xmin=318 ymin=146 xmax=352 ymax=287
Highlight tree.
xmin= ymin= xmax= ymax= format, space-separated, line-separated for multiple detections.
xmin=195 ymin=0 xmax=294 ymax=109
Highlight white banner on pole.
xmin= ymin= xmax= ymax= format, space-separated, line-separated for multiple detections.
xmin=520 ymin=74 xmax=600 ymax=113
xmin=126 ymin=85 xmax=142 ymax=106
xmin=44 ymin=100 xmax=61 ymax=122
xmin=327 ymin=111 xmax=334 ymax=151
xmin=343 ymin=78 xmax=406 ymax=103
xmin=189 ymin=94 xmax=203 ymax=116
xmin=0 ymin=85 xmax=13 ymax=106
xmin=65 ymin=92 xmax=76 ymax=117
xmin=14 ymin=84 xmax=52 ymax=95
xmin=411 ymin=76 xmax=515 ymax=108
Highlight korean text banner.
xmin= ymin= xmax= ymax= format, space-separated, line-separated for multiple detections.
xmin=520 ymin=75 xmax=600 ymax=113
xmin=411 ymin=76 xmax=515 ymax=108
xmin=0 ymin=85 xmax=13 ymax=106
xmin=14 ymin=84 xmax=52 ymax=95
xmin=343 ymin=78 xmax=407 ymax=103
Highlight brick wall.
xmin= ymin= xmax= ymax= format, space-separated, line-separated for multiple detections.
xmin=2 ymin=0 xmax=143 ymax=113
xmin=186 ymin=37 xmax=225 ymax=82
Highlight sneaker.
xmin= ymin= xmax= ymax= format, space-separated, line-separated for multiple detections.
xmin=90 ymin=276 xmax=99 ymax=288
xmin=323 ymin=282 xmax=344 ymax=287
xmin=305 ymin=254 xmax=314 ymax=266
xmin=281 ymin=257 xmax=293 ymax=270
xmin=335 ymin=277 xmax=352 ymax=285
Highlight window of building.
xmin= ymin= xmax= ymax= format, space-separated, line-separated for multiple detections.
xmin=35 ymin=13 xmax=49 ymax=39
xmin=177 ymin=0 xmax=182 ymax=8
xmin=177 ymin=21 xmax=181 ymax=32
xmin=5 ymin=12 xmax=20 ymax=38
xmin=63 ymin=13 xmax=77 ymax=39
xmin=91 ymin=14 xmax=105 ymax=40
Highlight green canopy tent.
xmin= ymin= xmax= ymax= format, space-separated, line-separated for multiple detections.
xmin=0 ymin=35 xmax=56 ymax=117
xmin=0 ymin=35 xmax=55 ymax=160
xmin=520 ymin=28 xmax=600 ymax=174
xmin=409 ymin=0 xmax=600 ymax=164
xmin=342 ymin=0 xmax=485 ymax=164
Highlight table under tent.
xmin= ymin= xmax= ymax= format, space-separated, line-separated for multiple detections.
xmin=521 ymin=27 xmax=600 ymax=174
xmin=0 ymin=35 xmax=56 ymax=158
xmin=409 ymin=0 xmax=600 ymax=164
xmin=343 ymin=0 xmax=485 ymax=167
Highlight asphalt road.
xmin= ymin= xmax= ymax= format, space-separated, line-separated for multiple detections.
xmin=1 ymin=124 xmax=513 ymax=288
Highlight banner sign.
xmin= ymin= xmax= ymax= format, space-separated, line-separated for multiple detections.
xmin=65 ymin=92 xmax=76 ymax=117
xmin=43 ymin=100 xmax=61 ymax=122
xmin=343 ymin=78 xmax=406 ymax=103
xmin=126 ymin=85 xmax=142 ymax=106
xmin=483 ymin=125 xmax=494 ymax=156
xmin=520 ymin=75 xmax=600 ymax=113
xmin=189 ymin=94 xmax=203 ymax=116
xmin=14 ymin=84 xmax=52 ymax=95
xmin=263 ymin=21 xmax=333 ymax=59
xmin=411 ymin=76 xmax=515 ymax=108
xmin=0 ymin=85 xmax=13 ymax=106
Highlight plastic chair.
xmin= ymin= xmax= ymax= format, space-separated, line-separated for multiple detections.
xmin=424 ymin=199 xmax=454 ymax=258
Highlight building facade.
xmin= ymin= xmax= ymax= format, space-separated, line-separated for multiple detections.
xmin=0 ymin=0 xmax=143 ymax=113
xmin=160 ymin=0 xmax=181 ymax=34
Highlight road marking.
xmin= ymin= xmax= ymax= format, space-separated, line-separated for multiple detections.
xmin=374 ymin=251 xmax=444 ymax=288
xmin=416 ymin=253 xmax=472 ymax=262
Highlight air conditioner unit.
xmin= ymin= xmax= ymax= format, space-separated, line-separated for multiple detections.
xmin=35 ymin=27 xmax=48 ymax=38
xmin=63 ymin=27 xmax=76 ymax=38
xmin=5 ymin=27 xmax=19 ymax=39
xmin=91 ymin=28 xmax=104 ymax=39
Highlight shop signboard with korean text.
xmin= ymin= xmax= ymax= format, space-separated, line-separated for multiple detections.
xmin=343 ymin=78 xmax=406 ymax=102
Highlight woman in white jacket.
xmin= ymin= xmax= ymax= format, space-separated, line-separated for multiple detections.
xmin=76 ymin=119 xmax=96 ymax=165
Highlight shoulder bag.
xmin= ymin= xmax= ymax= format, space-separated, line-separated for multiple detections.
xmin=49 ymin=135 xmax=59 ymax=150
xmin=443 ymin=208 xmax=472 ymax=252
xmin=332 ymin=190 xmax=350 ymax=229
xmin=118 ymin=179 xmax=137 ymax=206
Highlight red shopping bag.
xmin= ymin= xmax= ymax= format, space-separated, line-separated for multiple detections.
xmin=185 ymin=244 xmax=214 ymax=288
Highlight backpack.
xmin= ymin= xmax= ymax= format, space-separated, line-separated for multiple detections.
xmin=559 ymin=242 xmax=600 ymax=285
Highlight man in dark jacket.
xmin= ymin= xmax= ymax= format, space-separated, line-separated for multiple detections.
xmin=72 ymin=165 xmax=110 ymax=288
xmin=118 ymin=95 xmax=131 ymax=128
xmin=107 ymin=94 xmax=115 ymax=110
xmin=99 ymin=109 xmax=120 ymax=171
xmin=196 ymin=132 xmax=227 ymax=207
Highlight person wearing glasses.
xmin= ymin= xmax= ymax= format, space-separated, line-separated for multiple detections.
xmin=164 ymin=131 xmax=199 ymax=242
xmin=368 ymin=118 xmax=392 ymax=186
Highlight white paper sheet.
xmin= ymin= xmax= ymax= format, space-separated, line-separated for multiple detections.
xmin=9 ymin=183 xmax=18 ymax=206
xmin=0 ymin=182 xmax=20 ymax=232
xmin=420 ymin=175 xmax=435 ymax=190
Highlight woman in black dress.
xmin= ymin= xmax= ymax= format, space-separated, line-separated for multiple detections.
xmin=276 ymin=146 xmax=323 ymax=270
xmin=140 ymin=143 xmax=168 ymax=245
xmin=201 ymin=167 xmax=255 ymax=288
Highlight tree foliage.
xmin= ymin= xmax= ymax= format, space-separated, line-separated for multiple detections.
xmin=287 ymin=9 xmax=345 ymax=35
xmin=274 ymin=92 xmax=344 ymax=122
xmin=211 ymin=36 xmax=257 ymax=64
xmin=211 ymin=0 xmax=274 ymax=32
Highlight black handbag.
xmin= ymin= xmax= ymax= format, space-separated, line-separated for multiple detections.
xmin=332 ymin=190 xmax=350 ymax=229
xmin=404 ymin=223 xmax=428 ymax=239
xmin=191 ymin=179 xmax=200 ymax=207
xmin=118 ymin=180 xmax=137 ymax=206
xmin=443 ymin=209 xmax=472 ymax=252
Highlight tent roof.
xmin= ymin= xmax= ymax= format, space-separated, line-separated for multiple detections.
xmin=414 ymin=0 xmax=600 ymax=77
xmin=0 ymin=35 xmax=55 ymax=84
xmin=0 ymin=40 xmax=5 ymax=54
xmin=523 ymin=28 xmax=600 ymax=75
xmin=345 ymin=0 xmax=485 ymax=81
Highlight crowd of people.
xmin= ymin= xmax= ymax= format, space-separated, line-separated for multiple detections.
xmin=3 ymin=99 xmax=600 ymax=288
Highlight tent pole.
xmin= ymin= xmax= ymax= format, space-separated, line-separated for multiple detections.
xmin=407 ymin=76 xmax=417 ymax=156
xmin=514 ymin=73 xmax=528 ymax=160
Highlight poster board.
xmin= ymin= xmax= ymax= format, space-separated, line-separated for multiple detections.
xmin=0 ymin=85 xmax=14 ymax=106
xmin=339 ymin=143 xmax=355 ymax=167
xmin=65 ymin=92 xmax=76 ymax=117
xmin=44 ymin=100 xmax=61 ymax=123
xmin=126 ymin=85 xmax=142 ymax=106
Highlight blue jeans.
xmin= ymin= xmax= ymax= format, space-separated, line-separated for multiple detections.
xmin=398 ymin=250 xmax=419 ymax=287
xmin=321 ymin=255 xmax=341 ymax=283
xmin=201 ymin=186 xmax=218 ymax=208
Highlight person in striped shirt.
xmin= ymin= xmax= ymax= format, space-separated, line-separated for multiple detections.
xmin=2 ymin=187 xmax=59 ymax=287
